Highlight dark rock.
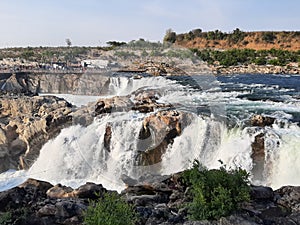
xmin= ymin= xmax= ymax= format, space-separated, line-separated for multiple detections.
xmin=251 ymin=133 xmax=265 ymax=162
xmin=37 ymin=204 xmax=57 ymax=216
xmin=0 ymin=187 xmax=26 ymax=209
xmin=19 ymin=178 xmax=53 ymax=196
xmin=276 ymin=186 xmax=300 ymax=212
xmin=250 ymin=186 xmax=274 ymax=201
xmin=104 ymin=125 xmax=112 ymax=152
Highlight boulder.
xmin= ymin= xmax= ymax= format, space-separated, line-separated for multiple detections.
xmin=136 ymin=110 xmax=193 ymax=166
xmin=46 ymin=182 xmax=107 ymax=199
xmin=276 ymin=186 xmax=300 ymax=212
xmin=251 ymin=115 xmax=275 ymax=127
xmin=250 ymin=186 xmax=274 ymax=201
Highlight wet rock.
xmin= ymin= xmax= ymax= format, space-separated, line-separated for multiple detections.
xmin=104 ymin=125 xmax=112 ymax=152
xmin=136 ymin=110 xmax=193 ymax=166
xmin=251 ymin=115 xmax=275 ymax=127
xmin=251 ymin=133 xmax=265 ymax=162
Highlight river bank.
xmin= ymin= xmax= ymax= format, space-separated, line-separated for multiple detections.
xmin=211 ymin=64 xmax=300 ymax=75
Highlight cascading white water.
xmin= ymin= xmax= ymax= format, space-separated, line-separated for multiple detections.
xmin=161 ymin=117 xmax=254 ymax=175
xmin=108 ymin=76 xmax=178 ymax=96
xmin=265 ymin=124 xmax=300 ymax=189
xmin=28 ymin=112 xmax=147 ymax=192
xmin=1 ymin=74 xmax=300 ymax=192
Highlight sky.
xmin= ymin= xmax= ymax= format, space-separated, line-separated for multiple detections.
xmin=0 ymin=0 xmax=299 ymax=48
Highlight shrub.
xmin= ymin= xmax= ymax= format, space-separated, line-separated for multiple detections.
xmin=163 ymin=29 xmax=177 ymax=44
xmin=83 ymin=192 xmax=138 ymax=225
xmin=262 ymin=32 xmax=276 ymax=43
xmin=183 ymin=160 xmax=250 ymax=220
xmin=0 ymin=212 xmax=12 ymax=225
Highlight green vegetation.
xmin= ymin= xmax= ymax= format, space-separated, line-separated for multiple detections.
xmin=191 ymin=48 xmax=300 ymax=67
xmin=183 ymin=160 xmax=250 ymax=220
xmin=0 ymin=212 xmax=12 ymax=225
xmin=106 ymin=41 xmax=127 ymax=47
xmin=262 ymin=32 xmax=276 ymax=43
xmin=83 ymin=192 xmax=138 ymax=225
xmin=114 ymin=50 xmax=137 ymax=58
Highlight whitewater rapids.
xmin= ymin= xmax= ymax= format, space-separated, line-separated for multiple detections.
xmin=1 ymin=74 xmax=300 ymax=192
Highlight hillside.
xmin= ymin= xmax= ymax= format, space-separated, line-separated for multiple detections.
xmin=167 ymin=29 xmax=300 ymax=51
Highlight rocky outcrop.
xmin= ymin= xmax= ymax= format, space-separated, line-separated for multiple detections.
xmin=250 ymin=115 xmax=277 ymax=181
xmin=94 ymin=92 xmax=172 ymax=115
xmin=0 ymin=82 xmax=176 ymax=172
xmin=0 ymin=94 xmax=73 ymax=172
xmin=0 ymin=179 xmax=109 ymax=225
xmin=0 ymin=72 xmax=111 ymax=95
xmin=251 ymin=115 xmax=276 ymax=127
xmin=135 ymin=110 xmax=194 ymax=166
xmin=119 ymin=61 xmax=187 ymax=76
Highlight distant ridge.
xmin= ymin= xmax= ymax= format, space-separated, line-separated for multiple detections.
xmin=164 ymin=29 xmax=300 ymax=51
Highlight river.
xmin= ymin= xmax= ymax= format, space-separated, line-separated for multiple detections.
xmin=0 ymin=73 xmax=299 ymax=192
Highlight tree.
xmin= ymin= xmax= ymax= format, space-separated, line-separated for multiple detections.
xmin=65 ymin=38 xmax=72 ymax=47
xmin=83 ymin=192 xmax=138 ymax=225
xmin=106 ymin=41 xmax=126 ymax=47
xmin=192 ymin=28 xmax=202 ymax=37
xmin=183 ymin=160 xmax=250 ymax=221
xmin=163 ymin=28 xmax=177 ymax=44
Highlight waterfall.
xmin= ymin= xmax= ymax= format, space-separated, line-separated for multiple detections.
xmin=1 ymin=74 xmax=300 ymax=192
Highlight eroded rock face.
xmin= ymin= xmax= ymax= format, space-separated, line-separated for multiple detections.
xmin=0 ymin=95 xmax=73 ymax=172
xmin=251 ymin=133 xmax=265 ymax=162
xmin=94 ymin=91 xmax=172 ymax=115
xmin=135 ymin=110 xmax=194 ymax=166
xmin=0 ymin=73 xmax=111 ymax=95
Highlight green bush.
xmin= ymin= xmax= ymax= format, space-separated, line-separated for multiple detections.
xmin=0 ymin=212 xmax=12 ymax=225
xmin=183 ymin=160 xmax=250 ymax=220
xmin=83 ymin=192 xmax=138 ymax=225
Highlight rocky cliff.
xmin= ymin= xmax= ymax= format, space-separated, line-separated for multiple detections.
xmin=0 ymin=93 xmax=73 ymax=172
xmin=0 ymin=72 xmax=111 ymax=95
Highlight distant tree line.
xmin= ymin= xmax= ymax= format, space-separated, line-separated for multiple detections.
xmin=163 ymin=28 xmax=300 ymax=46
xmin=191 ymin=48 xmax=300 ymax=67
